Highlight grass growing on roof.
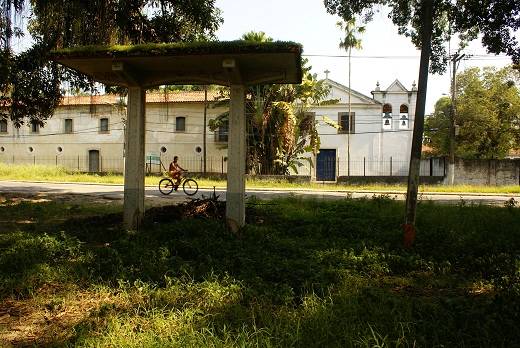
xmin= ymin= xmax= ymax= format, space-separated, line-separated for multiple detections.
xmin=48 ymin=40 xmax=303 ymax=59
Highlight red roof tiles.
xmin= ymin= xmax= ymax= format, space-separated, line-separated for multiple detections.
xmin=60 ymin=91 xmax=221 ymax=106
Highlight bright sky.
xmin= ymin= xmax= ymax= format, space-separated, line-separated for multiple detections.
xmin=214 ymin=0 xmax=515 ymax=114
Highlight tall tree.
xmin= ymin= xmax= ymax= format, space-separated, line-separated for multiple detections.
xmin=323 ymin=0 xmax=520 ymax=246
xmin=0 ymin=0 xmax=223 ymax=127
xmin=425 ymin=66 xmax=520 ymax=159
xmin=337 ymin=18 xmax=365 ymax=175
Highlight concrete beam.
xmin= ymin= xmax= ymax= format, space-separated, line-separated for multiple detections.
xmin=223 ymin=58 xmax=243 ymax=85
xmin=123 ymin=87 xmax=146 ymax=230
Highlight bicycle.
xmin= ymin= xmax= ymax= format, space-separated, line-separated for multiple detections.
xmin=159 ymin=171 xmax=198 ymax=196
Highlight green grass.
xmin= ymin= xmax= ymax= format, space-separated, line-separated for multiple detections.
xmin=0 ymin=191 xmax=519 ymax=346
xmin=2 ymin=162 xmax=520 ymax=194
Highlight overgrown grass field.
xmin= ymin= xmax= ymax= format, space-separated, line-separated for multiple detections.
xmin=2 ymin=162 xmax=520 ymax=193
xmin=0 ymin=186 xmax=519 ymax=346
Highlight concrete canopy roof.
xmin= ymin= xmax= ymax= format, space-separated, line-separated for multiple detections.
xmin=48 ymin=41 xmax=303 ymax=88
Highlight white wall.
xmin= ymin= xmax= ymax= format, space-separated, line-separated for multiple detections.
xmin=0 ymin=93 xmax=227 ymax=172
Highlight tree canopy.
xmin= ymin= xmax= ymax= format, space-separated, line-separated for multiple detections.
xmin=425 ymin=66 xmax=520 ymax=159
xmin=324 ymin=0 xmax=519 ymax=71
xmin=0 ymin=0 xmax=223 ymax=127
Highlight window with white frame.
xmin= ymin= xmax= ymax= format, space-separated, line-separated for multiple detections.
xmin=30 ymin=123 xmax=40 ymax=133
xmin=0 ymin=119 xmax=7 ymax=133
xmin=399 ymin=104 xmax=409 ymax=129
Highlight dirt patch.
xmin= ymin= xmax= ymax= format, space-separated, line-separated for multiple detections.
xmin=0 ymin=284 xmax=123 ymax=347
xmin=0 ymin=191 xmax=121 ymax=206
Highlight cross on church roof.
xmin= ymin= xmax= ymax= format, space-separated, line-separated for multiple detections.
xmin=324 ymin=69 xmax=330 ymax=79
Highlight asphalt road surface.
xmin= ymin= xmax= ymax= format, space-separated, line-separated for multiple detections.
xmin=0 ymin=180 xmax=519 ymax=207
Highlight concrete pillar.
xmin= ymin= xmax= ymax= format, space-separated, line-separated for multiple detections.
xmin=123 ymin=87 xmax=146 ymax=230
xmin=226 ymin=85 xmax=246 ymax=230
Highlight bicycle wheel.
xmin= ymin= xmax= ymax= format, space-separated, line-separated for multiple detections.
xmin=159 ymin=178 xmax=174 ymax=195
xmin=182 ymin=178 xmax=198 ymax=196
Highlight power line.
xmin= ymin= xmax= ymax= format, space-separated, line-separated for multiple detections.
xmin=303 ymin=53 xmax=511 ymax=61
xmin=304 ymin=54 xmax=420 ymax=59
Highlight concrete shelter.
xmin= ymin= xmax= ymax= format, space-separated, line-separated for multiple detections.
xmin=49 ymin=42 xmax=302 ymax=230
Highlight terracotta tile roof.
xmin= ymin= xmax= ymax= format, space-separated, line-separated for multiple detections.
xmin=60 ymin=91 xmax=221 ymax=106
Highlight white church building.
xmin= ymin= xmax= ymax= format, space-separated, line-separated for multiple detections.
xmin=0 ymin=78 xmax=421 ymax=181
xmin=312 ymin=78 xmax=417 ymax=181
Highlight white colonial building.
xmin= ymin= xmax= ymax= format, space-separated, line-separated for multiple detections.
xmin=0 ymin=79 xmax=418 ymax=180
xmin=312 ymin=78 xmax=417 ymax=180
xmin=0 ymin=91 xmax=228 ymax=174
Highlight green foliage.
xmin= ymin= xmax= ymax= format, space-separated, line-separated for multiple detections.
xmin=424 ymin=95 xmax=451 ymax=156
xmin=337 ymin=19 xmax=365 ymax=52
xmin=48 ymin=41 xmax=302 ymax=59
xmin=325 ymin=0 xmax=520 ymax=73
xmin=425 ymin=66 xmax=520 ymax=159
xmin=2 ymin=195 xmax=520 ymax=346
xmin=0 ymin=0 xmax=224 ymax=126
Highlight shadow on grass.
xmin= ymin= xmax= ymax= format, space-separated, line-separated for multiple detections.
xmin=1 ymin=195 xmax=519 ymax=346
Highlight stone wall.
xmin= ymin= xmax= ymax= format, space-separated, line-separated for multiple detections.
xmin=450 ymin=158 xmax=520 ymax=186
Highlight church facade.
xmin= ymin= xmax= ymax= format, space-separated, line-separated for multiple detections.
xmin=310 ymin=78 xmax=417 ymax=180
xmin=0 ymin=79 xmax=419 ymax=180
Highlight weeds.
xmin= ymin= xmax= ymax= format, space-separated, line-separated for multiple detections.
xmin=0 ymin=191 xmax=519 ymax=346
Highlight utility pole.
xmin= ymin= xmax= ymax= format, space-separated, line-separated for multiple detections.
xmin=348 ymin=50 xmax=352 ymax=176
xmin=448 ymin=51 xmax=464 ymax=185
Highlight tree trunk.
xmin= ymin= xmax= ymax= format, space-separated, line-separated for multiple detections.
xmin=403 ymin=0 xmax=434 ymax=247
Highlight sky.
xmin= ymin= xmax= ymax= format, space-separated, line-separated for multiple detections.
xmin=214 ymin=0 xmax=516 ymax=114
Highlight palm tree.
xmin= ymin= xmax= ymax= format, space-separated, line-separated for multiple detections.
xmin=241 ymin=31 xmax=273 ymax=43
xmin=209 ymin=31 xmax=337 ymax=175
xmin=337 ymin=19 xmax=365 ymax=175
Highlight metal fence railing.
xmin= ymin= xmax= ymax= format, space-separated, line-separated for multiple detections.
xmin=0 ymin=154 xmax=445 ymax=178
xmin=338 ymin=157 xmax=445 ymax=177
xmin=0 ymin=154 xmax=229 ymax=175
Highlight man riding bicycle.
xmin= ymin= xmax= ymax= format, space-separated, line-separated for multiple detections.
xmin=168 ymin=156 xmax=186 ymax=190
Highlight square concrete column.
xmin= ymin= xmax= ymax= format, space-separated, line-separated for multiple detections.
xmin=226 ymin=85 xmax=246 ymax=229
xmin=124 ymin=87 xmax=146 ymax=230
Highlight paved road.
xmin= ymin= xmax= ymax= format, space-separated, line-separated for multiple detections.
xmin=0 ymin=180 xmax=519 ymax=206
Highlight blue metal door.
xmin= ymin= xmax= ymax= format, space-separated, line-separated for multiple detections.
xmin=316 ymin=149 xmax=336 ymax=181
